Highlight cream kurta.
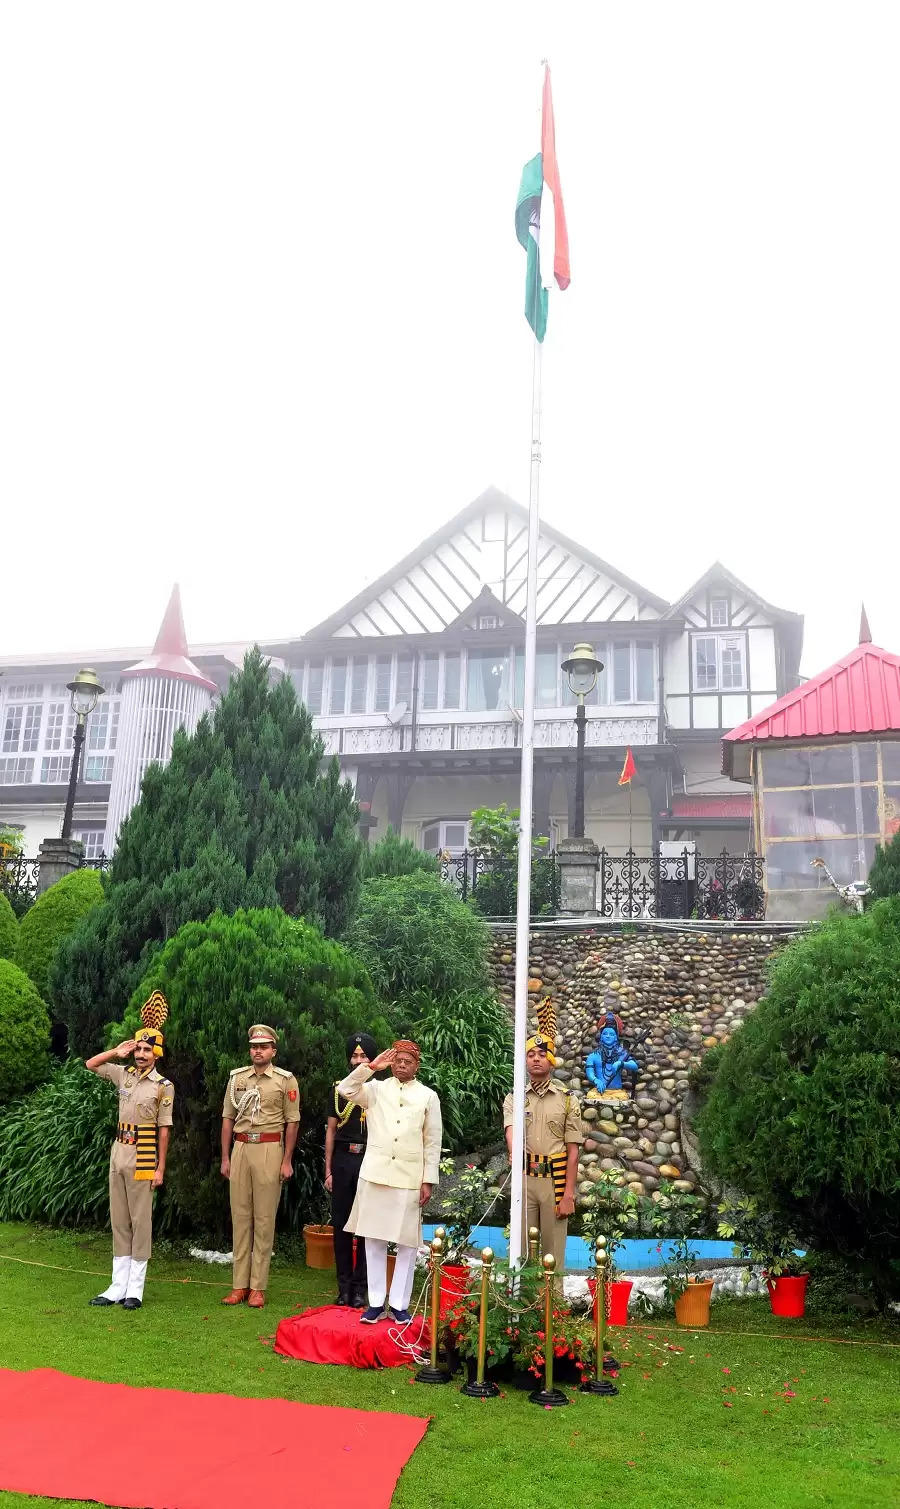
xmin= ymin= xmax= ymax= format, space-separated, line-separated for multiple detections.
xmin=337 ymin=1064 xmax=442 ymax=1247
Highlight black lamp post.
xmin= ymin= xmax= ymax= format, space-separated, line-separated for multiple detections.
xmin=61 ymin=668 xmax=106 ymax=842
xmin=561 ymin=643 xmax=604 ymax=839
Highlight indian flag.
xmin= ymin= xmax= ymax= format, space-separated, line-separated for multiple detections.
xmin=515 ymin=64 xmax=571 ymax=342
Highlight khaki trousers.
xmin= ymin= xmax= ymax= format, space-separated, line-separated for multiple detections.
xmin=523 ymin=1173 xmax=568 ymax=1274
xmin=109 ymin=1162 xmax=154 ymax=1261
xmin=230 ymin=1140 xmax=283 ymax=1291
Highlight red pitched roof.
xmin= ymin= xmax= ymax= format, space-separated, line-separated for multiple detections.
xmin=122 ymin=585 xmax=218 ymax=692
xmin=723 ymin=640 xmax=900 ymax=779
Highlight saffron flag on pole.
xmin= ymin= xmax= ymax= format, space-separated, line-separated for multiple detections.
xmin=618 ymin=748 xmax=637 ymax=786
xmin=515 ymin=64 xmax=570 ymax=342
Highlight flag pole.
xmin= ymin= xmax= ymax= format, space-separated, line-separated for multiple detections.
xmin=508 ymin=333 xmax=542 ymax=1270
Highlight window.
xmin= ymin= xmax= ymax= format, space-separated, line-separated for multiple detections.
xmin=44 ymin=701 xmax=70 ymax=752
xmin=373 ymin=655 xmax=392 ymax=713
xmin=40 ymin=755 xmax=73 ymax=784
xmin=515 ymin=648 xmax=560 ymax=709
xmin=395 ymin=654 xmax=414 ymax=707
xmin=612 ymin=643 xmax=632 ymax=703
xmin=710 ymin=597 xmax=729 ymax=626
xmin=349 ymin=658 xmax=368 ymax=714
xmin=2 ymin=700 xmax=41 ymax=753
xmin=421 ymin=654 xmax=439 ymax=710
xmin=466 ymin=648 xmax=510 ymax=711
xmin=477 ymin=614 xmax=499 ymax=630
xmin=328 ymin=657 xmax=347 ymax=715
xmin=635 ymin=642 xmax=655 ymax=702
xmin=306 ymin=659 xmax=323 ymax=715
xmin=422 ymin=819 xmax=469 ymax=853
xmin=0 ymin=757 xmax=34 ymax=784
xmin=443 ymin=652 xmax=460 ymax=710
xmin=84 ymin=755 xmax=114 ymax=782
xmin=693 ymin=634 xmax=745 ymax=691
xmin=74 ymin=827 xmax=105 ymax=860
xmin=88 ymin=699 xmax=120 ymax=751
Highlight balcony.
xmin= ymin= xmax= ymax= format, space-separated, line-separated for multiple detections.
xmin=315 ymin=709 xmax=659 ymax=758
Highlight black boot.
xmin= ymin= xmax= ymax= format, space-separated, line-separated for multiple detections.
xmin=335 ymin=1287 xmax=352 ymax=1307
xmin=350 ymin=1283 xmax=368 ymax=1308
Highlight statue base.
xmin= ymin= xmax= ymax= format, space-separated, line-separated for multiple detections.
xmin=528 ymin=1385 xmax=569 ymax=1407
xmin=584 ymin=1088 xmax=629 ymax=1103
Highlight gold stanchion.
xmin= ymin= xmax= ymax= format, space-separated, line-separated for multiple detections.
xmin=528 ymin=1225 xmax=540 ymax=1266
xmin=580 ymin=1235 xmax=618 ymax=1395
xmin=460 ymin=1248 xmax=500 ymax=1398
xmin=415 ymin=1234 xmax=451 ymax=1384
xmin=528 ymin=1254 xmax=569 ymax=1407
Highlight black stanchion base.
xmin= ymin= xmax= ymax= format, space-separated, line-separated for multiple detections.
xmin=580 ymin=1375 xmax=619 ymax=1396
xmin=461 ymin=1378 xmax=501 ymax=1398
xmin=415 ymin=1364 xmax=452 ymax=1385
xmin=528 ymin=1386 xmax=569 ymax=1407
xmin=602 ymin=1354 xmax=620 ymax=1372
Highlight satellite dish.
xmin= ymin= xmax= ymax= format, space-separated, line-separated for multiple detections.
xmin=385 ymin=701 xmax=408 ymax=726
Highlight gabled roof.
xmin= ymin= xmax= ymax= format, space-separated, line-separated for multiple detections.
xmin=723 ymin=636 xmax=900 ymax=780
xmin=445 ymin=585 xmax=524 ymax=631
xmin=122 ymin=585 xmax=218 ymax=692
xmin=665 ymin=560 xmax=802 ymax=624
xmin=301 ymin=487 xmax=671 ymax=640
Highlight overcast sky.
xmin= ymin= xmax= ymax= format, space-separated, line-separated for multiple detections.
xmin=2 ymin=3 xmax=897 ymax=674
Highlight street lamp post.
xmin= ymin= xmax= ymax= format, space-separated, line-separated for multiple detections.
xmin=61 ymin=668 xmax=106 ymax=842
xmin=561 ymin=643 xmax=604 ymax=839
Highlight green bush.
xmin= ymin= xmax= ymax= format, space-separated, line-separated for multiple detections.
xmin=0 ymin=892 xmax=18 ymax=961
xmin=346 ymin=872 xmax=492 ymax=1005
xmin=360 ymin=827 xmax=439 ymax=879
xmin=110 ymin=907 xmax=387 ymax=1242
xmin=0 ymin=958 xmax=52 ymax=1104
xmin=396 ymin=988 xmax=513 ymax=1152
xmin=0 ymin=1059 xmax=115 ymax=1224
xmin=868 ymin=828 xmax=900 ymax=900
xmin=15 ymin=868 xmax=104 ymax=1000
xmin=697 ymin=897 xmax=900 ymax=1301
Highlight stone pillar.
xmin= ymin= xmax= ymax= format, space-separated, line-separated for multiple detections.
xmin=36 ymin=837 xmax=84 ymax=895
xmin=556 ymin=836 xmax=599 ymax=915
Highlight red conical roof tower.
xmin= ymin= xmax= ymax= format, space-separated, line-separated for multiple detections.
xmin=121 ymin=585 xmax=217 ymax=692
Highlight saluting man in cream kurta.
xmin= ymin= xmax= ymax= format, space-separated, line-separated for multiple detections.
xmin=220 ymin=1024 xmax=300 ymax=1310
xmin=338 ymin=1039 xmax=442 ymax=1325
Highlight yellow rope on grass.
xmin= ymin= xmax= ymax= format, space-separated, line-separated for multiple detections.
xmin=0 ymin=1253 xmax=306 ymax=1293
xmin=627 ymin=1322 xmax=900 ymax=1351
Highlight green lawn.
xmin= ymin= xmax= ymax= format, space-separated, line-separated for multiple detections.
xmin=1 ymin=1223 xmax=898 ymax=1509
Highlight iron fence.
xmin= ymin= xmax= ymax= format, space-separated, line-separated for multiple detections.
xmin=438 ymin=846 xmax=766 ymax=921
xmin=0 ymin=851 xmax=110 ymax=913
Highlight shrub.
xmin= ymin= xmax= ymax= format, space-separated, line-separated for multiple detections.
xmin=0 ymin=892 xmax=18 ymax=961
xmin=868 ymin=828 xmax=900 ymax=900
xmin=0 ymin=1059 xmax=114 ymax=1224
xmin=396 ymin=988 xmax=513 ymax=1152
xmin=52 ymin=649 xmax=362 ymax=1056
xmin=359 ymin=827 xmax=439 ymax=879
xmin=15 ymin=868 xmax=104 ymax=1001
xmin=110 ymin=907 xmax=387 ymax=1242
xmin=0 ymin=958 xmax=52 ymax=1104
xmin=697 ymin=897 xmax=900 ymax=1300
xmin=346 ymin=872 xmax=492 ymax=1005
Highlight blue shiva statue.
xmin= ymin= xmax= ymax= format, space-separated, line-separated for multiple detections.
xmin=585 ymin=1013 xmax=641 ymax=1099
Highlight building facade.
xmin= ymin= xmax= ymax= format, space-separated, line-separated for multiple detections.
xmin=0 ymin=490 xmax=803 ymax=871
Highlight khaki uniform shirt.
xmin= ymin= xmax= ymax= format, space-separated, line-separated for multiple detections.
xmin=222 ymin=1064 xmax=301 ymax=1134
xmin=503 ymin=1080 xmax=583 ymax=1159
xmin=92 ymin=1063 xmax=174 ymax=1172
xmin=336 ymin=1064 xmax=442 ymax=1190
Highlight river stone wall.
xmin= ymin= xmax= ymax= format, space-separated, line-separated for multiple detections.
xmin=490 ymin=927 xmax=792 ymax=1209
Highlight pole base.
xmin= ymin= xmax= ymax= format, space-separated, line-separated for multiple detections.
xmin=528 ymin=1386 xmax=569 ymax=1407
xmin=603 ymin=1354 xmax=620 ymax=1372
xmin=581 ymin=1376 xmax=619 ymax=1396
xmin=415 ymin=1364 xmax=452 ymax=1385
xmin=461 ymin=1378 xmax=501 ymax=1399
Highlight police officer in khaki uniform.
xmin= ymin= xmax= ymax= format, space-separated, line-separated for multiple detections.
xmin=85 ymin=990 xmax=175 ymax=1311
xmin=220 ymin=1024 xmax=300 ymax=1309
xmin=503 ymin=998 xmax=582 ymax=1274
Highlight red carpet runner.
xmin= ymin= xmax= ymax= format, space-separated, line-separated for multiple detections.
xmin=0 ymin=1367 xmax=429 ymax=1509
xmin=275 ymin=1303 xmax=430 ymax=1368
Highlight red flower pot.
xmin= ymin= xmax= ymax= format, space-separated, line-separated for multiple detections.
xmin=439 ymin=1263 xmax=471 ymax=1318
xmin=586 ymin=1277 xmax=633 ymax=1326
xmin=767 ymin=1274 xmax=809 ymax=1318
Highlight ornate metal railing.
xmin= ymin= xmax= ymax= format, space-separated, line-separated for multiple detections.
xmin=438 ymin=850 xmax=561 ymax=917
xmin=598 ymin=848 xmax=766 ymax=921
xmin=0 ymin=851 xmax=110 ymax=913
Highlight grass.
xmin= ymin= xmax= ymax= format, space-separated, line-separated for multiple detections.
xmin=1 ymin=1222 xmax=898 ymax=1508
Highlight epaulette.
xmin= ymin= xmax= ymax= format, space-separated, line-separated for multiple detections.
xmin=126 ymin=1066 xmax=136 ymax=1076
xmin=272 ymin=1065 xmax=292 ymax=1078
xmin=229 ymin=1066 xmax=252 ymax=1076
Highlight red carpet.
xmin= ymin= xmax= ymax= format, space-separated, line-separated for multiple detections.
xmin=276 ymin=1304 xmax=430 ymax=1369
xmin=0 ymin=1367 xmax=429 ymax=1509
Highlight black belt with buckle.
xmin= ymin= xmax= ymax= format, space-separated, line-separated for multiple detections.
xmin=337 ymin=1141 xmax=364 ymax=1154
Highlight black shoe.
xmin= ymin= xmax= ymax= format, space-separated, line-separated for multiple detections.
xmin=89 ymin=1295 xmax=116 ymax=1307
xmin=350 ymin=1287 xmax=367 ymax=1308
xmin=335 ymin=1289 xmax=352 ymax=1307
xmin=121 ymin=1297 xmax=142 ymax=1310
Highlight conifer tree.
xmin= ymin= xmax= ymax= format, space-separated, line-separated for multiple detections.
xmin=868 ymin=828 xmax=900 ymax=900
xmin=52 ymin=649 xmax=361 ymax=1054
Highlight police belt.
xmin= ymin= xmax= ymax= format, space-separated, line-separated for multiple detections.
xmin=525 ymin=1153 xmax=566 ymax=1178
xmin=234 ymin=1132 xmax=282 ymax=1144
xmin=335 ymin=1141 xmax=365 ymax=1154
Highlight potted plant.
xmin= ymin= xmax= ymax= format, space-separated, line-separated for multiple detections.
xmin=434 ymin=1160 xmax=500 ymax=1316
xmin=717 ymin=1198 xmax=808 ymax=1317
xmin=447 ymin=1257 xmax=590 ymax=1388
xmin=649 ymin=1182 xmax=713 ymax=1326
xmin=580 ymin=1175 xmax=641 ymax=1325
xmin=302 ymin=1187 xmax=334 ymax=1270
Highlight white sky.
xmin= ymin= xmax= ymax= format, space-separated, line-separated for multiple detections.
xmin=2 ymin=2 xmax=897 ymax=674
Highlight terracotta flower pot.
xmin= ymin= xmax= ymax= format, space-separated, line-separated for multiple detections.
xmin=586 ymin=1277 xmax=633 ymax=1326
xmin=767 ymin=1274 xmax=809 ymax=1317
xmin=303 ymin=1223 xmax=335 ymax=1270
xmin=674 ymin=1278 xmax=714 ymax=1328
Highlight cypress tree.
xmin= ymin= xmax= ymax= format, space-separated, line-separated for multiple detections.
xmin=52 ymin=649 xmax=362 ymax=1054
xmin=868 ymin=828 xmax=900 ymax=900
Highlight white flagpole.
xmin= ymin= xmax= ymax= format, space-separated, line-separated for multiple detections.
xmin=508 ymin=333 xmax=543 ymax=1270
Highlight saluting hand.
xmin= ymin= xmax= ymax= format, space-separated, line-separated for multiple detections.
xmin=367 ymin=1048 xmax=397 ymax=1074
xmin=115 ymin=1040 xmax=137 ymax=1059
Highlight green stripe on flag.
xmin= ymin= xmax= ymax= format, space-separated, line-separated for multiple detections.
xmin=515 ymin=152 xmax=547 ymax=343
